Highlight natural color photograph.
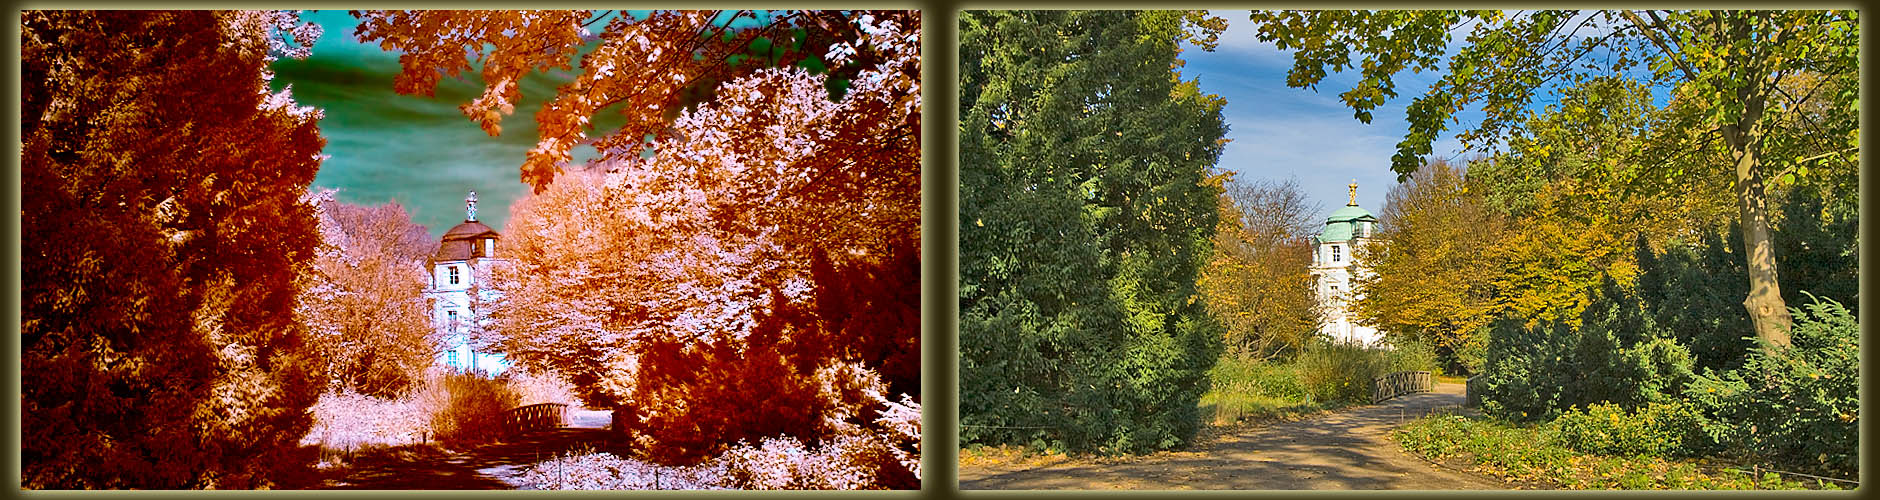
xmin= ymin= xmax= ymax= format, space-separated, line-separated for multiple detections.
xmin=21 ymin=9 xmax=920 ymax=489
xmin=958 ymin=9 xmax=1856 ymax=490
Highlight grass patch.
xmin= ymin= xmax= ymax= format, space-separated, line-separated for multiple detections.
xmin=1391 ymin=412 xmax=1847 ymax=490
xmin=958 ymin=444 xmax=1072 ymax=469
xmin=1198 ymin=355 xmax=1326 ymax=426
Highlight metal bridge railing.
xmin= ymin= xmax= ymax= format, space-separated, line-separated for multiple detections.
xmin=1372 ymin=370 xmax=1433 ymax=404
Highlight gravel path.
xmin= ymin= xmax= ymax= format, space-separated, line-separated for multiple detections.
xmin=323 ymin=408 xmax=619 ymax=489
xmin=959 ymin=383 xmax=1510 ymax=490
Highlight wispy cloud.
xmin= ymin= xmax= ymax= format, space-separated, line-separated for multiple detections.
xmin=1189 ymin=9 xmax=1493 ymax=214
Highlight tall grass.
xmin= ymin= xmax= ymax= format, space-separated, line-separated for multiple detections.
xmin=1199 ymin=355 xmax=1316 ymax=425
xmin=1296 ymin=342 xmax=1406 ymax=406
xmin=507 ymin=368 xmax=579 ymax=406
xmin=421 ymin=369 xmax=522 ymax=448
xmin=1200 ymin=338 xmax=1442 ymax=425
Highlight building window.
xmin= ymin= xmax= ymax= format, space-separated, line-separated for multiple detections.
xmin=1331 ymin=245 xmax=1342 ymax=262
xmin=449 ymin=266 xmax=460 ymax=285
xmin=446 ymin=310 xmax=458 ymax=333
xmin=486 ymin=238 xmax=495 ymax=257
xmin=447 ymin=350 xmax=459 ymax=367
xmin=1355 ymin=222 xmax=1367 ymax=238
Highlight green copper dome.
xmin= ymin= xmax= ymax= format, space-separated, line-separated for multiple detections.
xmin=1318 ymin=205 xmax=1377 ymax=243
xmin=1326 ymin=205 xmax=1374 ymax=222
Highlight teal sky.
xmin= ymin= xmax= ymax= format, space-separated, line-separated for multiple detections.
xmin=271 ymin=10 xmax=628 ymax=237
xmin=271 ymin=10 xmax=801 ymax=237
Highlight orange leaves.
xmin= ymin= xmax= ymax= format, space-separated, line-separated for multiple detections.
xmin=356 ymin=10 xmax=920 ymax=194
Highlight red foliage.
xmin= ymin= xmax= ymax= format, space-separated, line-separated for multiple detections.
xmin=21 ymin=10 xmax=327 ymax=488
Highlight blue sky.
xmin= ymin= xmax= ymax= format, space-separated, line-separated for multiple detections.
xmin=1183 ymin=11 xmax=1475 ymax=219
xmin=1185 ymin=11 xmax=1670 ymax=220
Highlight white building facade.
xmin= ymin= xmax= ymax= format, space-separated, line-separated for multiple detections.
xmin=424 ymin=191 xmax=510 ymax=374
xmin=1309 ymin=181 xmax=1383 ymax=345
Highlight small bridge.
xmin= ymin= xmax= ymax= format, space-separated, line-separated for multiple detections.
xmin=502 ymin=402 xmax=569 ymax=436
xmin=1371 ymin=370 xmax=1433 ymax=404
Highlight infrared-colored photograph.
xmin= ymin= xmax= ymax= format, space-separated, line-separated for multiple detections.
xmin=21 ymin=9 xmax=920 ymax=490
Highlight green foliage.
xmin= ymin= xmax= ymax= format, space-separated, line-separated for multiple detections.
xmin=1395 ymin=414 xmax=1577 ymax=480
xmin=1385 ymin=336 xmax=1442 ymax=375
xmin=1552 ymin=401 xmax=1701 ymax=457
xmin=1633 ymin=230 xmax=1756 ymax=372
xmin=1478 ymin=278 xmax=1695 ymax=422
xmin=1199 ymin=355 xmax=1313 ymax=424
xmin=959 ymin=10 xmax=1229 ymax=455
xmin=1395 ymin=413 xmax=1838 ymax=490
xmin=1684 ymin=295 xmax=1859 ymax=479
xmin=1771 ymin=183 xmax=1860 ymax=315
xmin=1295 ymin=339 xmax=1433 ymax=406
xmin=1637 ymin=213 xmax=1856 ymax=374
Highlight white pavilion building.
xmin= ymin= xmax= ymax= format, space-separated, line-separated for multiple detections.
xmin=1309 ymin=181 xmax=1383 ymax=345
xmin=424 ymin=191 xmax=510 ymax=374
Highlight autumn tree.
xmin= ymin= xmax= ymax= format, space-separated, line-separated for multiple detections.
xmin=1349 ymin=159 xmax=1503 ymax=372
xmin=1249 ymin=9 xmax=1859 ymax=349
xmin=371 ymin=11 xmax=921 ymax=485
xmin=22 ymin=10 xmax=327 ymax=488
xmin=297 ymin=191 xmax=440 ymax=398
xmin=353 ymin=10 xmax=919 ymax=192
xmin=1198 ymin=175 xmax=1322 ymax=359
xmin=959 ymin=10 xmax=1229 ymax=454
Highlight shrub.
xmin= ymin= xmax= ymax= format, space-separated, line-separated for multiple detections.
xmin=1394 ymin=412 xmax=1834 ymax=490
xmin=506 ymin=368 xmax=578 ymax=406
xmin=517 ymin=449 xmax=731 ymax=490
xmin=1685 ymin=295 xmax=1858 ymax=479
xmin=1383 ymin=336 xmax=1441 ymax=374
xmin=1297 ymin=340 xmax=1393 ymax=406
xmin=301 ymin=391 xmax=431 ymax=453
xmin=1551 ymin=401 xmax=1700 ymax=457
xmin=1477 ymin=277 xmax=1695 ymax=422
xmin=1200 ymin=355 xmax=1311 ymax=423
xmin=421 ymin=369 xmax=521 ymax=448
xmin=517 ymin=394 xmax=919 ymax=490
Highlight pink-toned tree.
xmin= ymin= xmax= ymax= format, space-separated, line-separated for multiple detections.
xmin=22 ymin=10 xmax=328 ymax=488
xmin=355 ymin=10 xmax=920 ymax=487
xmin=298 ymin=190 xmax=440 ymax=398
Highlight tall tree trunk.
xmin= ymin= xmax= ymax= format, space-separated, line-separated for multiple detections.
xmin=1721 ymin=75 xmax=1793 ymax=349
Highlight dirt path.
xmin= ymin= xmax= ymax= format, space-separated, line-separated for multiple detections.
xmin=323 ymin=409 xmax=619 ymax=489
xmin=959 ymin=383 xmax=1511 ymax=490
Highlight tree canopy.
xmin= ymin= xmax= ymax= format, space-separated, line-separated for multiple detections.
xmin=22 ymin=10 xmax=328 ymax=488
xmin=297 ymin=191 xmax=440 ymax=398
xmin=1249 ymin=9 xmax=1859 ymax=348
xmin=1198 ymin=176 xmax=1322 ymax=359
xmin=959 ymin=10 xmax=1229 ymax=454
xmin=354 ymin=10 xmax=919 ymax=192
xmin=395 ymin=11 xmax=925 ymax=483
